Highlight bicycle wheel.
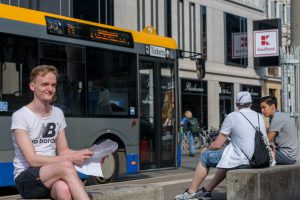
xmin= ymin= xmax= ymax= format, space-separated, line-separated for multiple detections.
xmin=200 ymin=136 xmax=207 ymax=148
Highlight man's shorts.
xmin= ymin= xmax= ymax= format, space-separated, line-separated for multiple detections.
xmin=200 ymin=149 xmax=251 ymax=170
xmin=15 ymin=167 xmax=50 ymax=199
xmin=200 ymin=149 xmax=223 ymax=168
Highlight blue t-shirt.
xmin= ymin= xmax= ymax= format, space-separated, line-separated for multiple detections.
xmin=181 ymin=117 xmax=187 ymax=125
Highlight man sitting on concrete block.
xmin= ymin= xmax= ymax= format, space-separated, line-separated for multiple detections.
xmin=174 ymin=91 xmax=268 ymax=200
xmin=260 ymin=96 xmax=298 ymax=165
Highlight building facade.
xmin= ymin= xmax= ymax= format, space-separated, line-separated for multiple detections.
xmin=115 ymin=0 xmax=267 ymax=129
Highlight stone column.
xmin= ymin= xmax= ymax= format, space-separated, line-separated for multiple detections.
xmin=291 ymin=0 xmax=300 ymax=161
xmin=291 ymin=0 xmax=300 ymax=46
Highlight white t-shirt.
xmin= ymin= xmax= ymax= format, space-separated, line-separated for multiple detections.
xmin=217 ymin=108 xmax=267 ymax=169
xmin=11 ymin=106 xmax=67 ymax=179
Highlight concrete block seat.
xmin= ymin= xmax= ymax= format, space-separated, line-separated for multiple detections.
xmin=227 ymin=163 xmax=300 ymax=200
xmin=0 ymin=184 xmax=163 ymax=200
xmin=87 ymin=184 xmax=163 ymax=200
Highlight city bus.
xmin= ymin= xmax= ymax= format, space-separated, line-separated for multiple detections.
xmin=0 ymin=4 xmax=179 ymax=187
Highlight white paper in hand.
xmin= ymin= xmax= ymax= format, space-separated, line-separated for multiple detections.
xmin=75 ymin=139 xmax=118 ymax=177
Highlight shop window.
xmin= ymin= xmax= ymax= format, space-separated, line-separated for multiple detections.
xmin=269 ymin=89 xmax=276 ymax=97
xmin=268 ymin=67 xmax=279 ymax=76
xmin=181 ymin=79 xmax=208 ymax=129
xmin=225 ymin=13 xmax=248 ymax=67
xmin=219 ymin=82 xmax=233 ymax=124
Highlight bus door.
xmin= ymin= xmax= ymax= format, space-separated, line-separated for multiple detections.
xmin=139 ymin=58 xmax=176 ymax=170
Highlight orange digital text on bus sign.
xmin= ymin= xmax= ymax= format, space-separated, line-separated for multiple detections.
xmin=45 ymin=16 xmax=134 ymax=48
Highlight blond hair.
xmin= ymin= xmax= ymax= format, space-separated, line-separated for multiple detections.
xmin=30 ymin=65 xmax=58 ymax=83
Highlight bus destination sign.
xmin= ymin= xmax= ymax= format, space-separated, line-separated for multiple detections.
xmin=45 ymin=16 xmax=134 ymax=48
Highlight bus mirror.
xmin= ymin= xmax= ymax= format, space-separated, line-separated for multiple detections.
xmin=196 ymin=58 xmax=205 ymax=79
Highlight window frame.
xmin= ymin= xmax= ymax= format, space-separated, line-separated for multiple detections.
xmin=224 ymin=12 xmax=248 ymax=67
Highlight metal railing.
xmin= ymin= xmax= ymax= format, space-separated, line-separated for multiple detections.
xmin=280 ymin=46 xmax=300 ymax=160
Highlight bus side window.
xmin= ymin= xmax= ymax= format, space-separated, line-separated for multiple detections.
xmin=1 ymin=62 xmax=28 ymax=112
xmin=0 ymin=35 xmax=37 ymax=114
xmin=88 ymin=81 xmax=112 ymax=115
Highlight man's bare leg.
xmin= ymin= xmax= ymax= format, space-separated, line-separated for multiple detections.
xmin=188 ymin=162 xmax=209 ymax=193
xmin=40 ymin=160 xmax=90 ymax=200
xmin=204 ymin=168 xmax=226 ymax=192
xmin=50 ymin=180 xmax=72 ymax=200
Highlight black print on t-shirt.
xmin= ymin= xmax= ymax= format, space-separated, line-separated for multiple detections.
xmin=32 ymin=123 xmax=57 ymax=144
xmin=42 ymin=123 xmax=56 ymax=138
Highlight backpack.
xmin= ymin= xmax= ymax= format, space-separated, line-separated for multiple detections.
xmin=239 ymin=112 xmax=272 ymax=168
xmin=187 ymin=117 xmax=200 ymax=135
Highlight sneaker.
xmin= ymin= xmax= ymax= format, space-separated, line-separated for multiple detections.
xmin=271 ymin=159 xmax=276 ymax=166
xmin=194 ymin=187 xmax=212 ymax=200
xmin=174 ymin=189 xmax=198 ymax=200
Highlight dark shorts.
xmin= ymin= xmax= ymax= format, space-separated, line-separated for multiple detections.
xmin=15 ymin=167 xmax=50 ymax=199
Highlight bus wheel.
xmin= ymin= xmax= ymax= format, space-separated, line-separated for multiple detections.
xmin=87 ymin=151 xmax=119 ymax=184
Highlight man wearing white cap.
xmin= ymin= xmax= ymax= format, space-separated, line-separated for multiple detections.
xmin=175 ymin=91 xmax=267 ymax=200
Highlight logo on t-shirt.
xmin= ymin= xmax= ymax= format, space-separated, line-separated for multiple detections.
xmin=32 ymin=123 xmax=57 ymax=144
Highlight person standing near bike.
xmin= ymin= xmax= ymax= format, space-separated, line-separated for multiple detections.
xmin=181 ymin=110 xmax=200 ymax=156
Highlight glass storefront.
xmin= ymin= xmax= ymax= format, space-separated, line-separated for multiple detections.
xmin=219 ymin=82 xmax=234 ymax=124
xmin=181 ymin=79 xmax=208 ymax=129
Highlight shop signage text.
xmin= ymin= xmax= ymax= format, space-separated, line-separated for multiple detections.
xmin=181 ymin=79 xmax=207 ymax=95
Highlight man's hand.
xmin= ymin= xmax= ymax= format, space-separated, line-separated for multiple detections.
xmin=267 ymin=131 xmax=278 ymax=143
xmin=70 ymin=149 xmax=94 ymax=166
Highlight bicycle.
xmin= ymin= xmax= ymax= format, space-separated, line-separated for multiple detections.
xmin=200 ymin=127 xmax=219 ymax=147
xmin=194 ymin=128 xmax=208 ymax=149
xmin=204 ymin=127 xmax=231 ymax=147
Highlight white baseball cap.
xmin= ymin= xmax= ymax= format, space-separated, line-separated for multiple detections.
xmin=236 ymin=91 xmax=252 ymax=105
